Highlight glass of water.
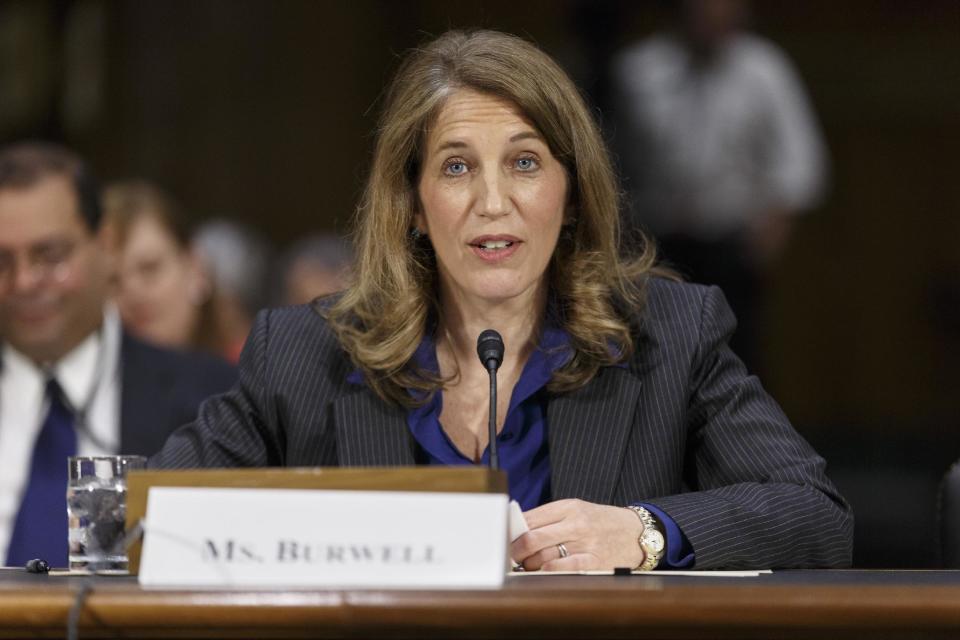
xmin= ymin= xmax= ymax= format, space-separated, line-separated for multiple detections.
xmin=67 ymin=455 xmax=146 ymax=572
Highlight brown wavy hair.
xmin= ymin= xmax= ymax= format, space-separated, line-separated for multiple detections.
xmin=326 ymin=29 xmax=660 ymax=407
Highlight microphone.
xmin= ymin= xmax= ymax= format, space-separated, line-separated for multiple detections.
xmin=24 ymin=558 xmax=50 ymax=574
xmin=476 ymin=330 xmax=505 ymax=471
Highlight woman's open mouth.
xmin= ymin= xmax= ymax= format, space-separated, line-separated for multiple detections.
xmin=469 ymin=235 xmax=522 ymax=262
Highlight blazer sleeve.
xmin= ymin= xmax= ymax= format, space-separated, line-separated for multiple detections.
xmin=149 ymin=309 xmax=284 ymax=469
xmin=644 ymin=286 xmax=853 ymax=569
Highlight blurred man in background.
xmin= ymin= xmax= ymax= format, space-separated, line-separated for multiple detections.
xmin=612 ymin=0 xmax=828 ymax=372
xmin=0 ymin=142 xmax=236 ymax=567
xmin=276 ymin=234 xmax=353 ymax=306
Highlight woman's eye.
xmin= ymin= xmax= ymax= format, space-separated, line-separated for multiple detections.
xmin=444 ymin=161 xmax=468 ymax=176
xmin=515 ymin=157 xmax=539 ymax=171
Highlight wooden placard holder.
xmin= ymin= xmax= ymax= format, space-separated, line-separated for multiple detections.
xmin=125 ymin=467 xmax=507 ymax=575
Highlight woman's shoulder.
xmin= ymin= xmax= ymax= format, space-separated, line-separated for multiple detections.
xmin=627 ymin=277 xmax=732 ymax=368
xmin=243 ymin=295 xmax=356 ymax=394
xmin=251 ymin=294 xmax=348 ymax=362
xmin=641 ymin=276 xmax=717 ymax=324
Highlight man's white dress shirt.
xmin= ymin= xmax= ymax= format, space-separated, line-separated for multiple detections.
xmin=0 ymin=307 xmax=121 ymax=561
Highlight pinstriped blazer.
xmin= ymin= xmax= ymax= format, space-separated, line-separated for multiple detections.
xmin=151 ymin=278 xmax=853 ymax=569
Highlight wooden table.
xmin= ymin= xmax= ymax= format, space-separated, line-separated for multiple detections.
xmin=2 ymin=570 xmax=959 ymax=639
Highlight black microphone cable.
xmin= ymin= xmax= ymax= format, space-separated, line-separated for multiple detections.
xmin=67 ymin=580 xmax=94 ymax=640
xmin=65 ymin=518 xmax=146 ymax=640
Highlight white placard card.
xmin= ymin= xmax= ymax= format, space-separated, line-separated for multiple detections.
xmin=138 ymin=487 xmax=509 ymax=589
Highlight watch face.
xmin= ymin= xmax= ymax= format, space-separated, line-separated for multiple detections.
xmin=642 ymin=529 xmax=665 ymax=554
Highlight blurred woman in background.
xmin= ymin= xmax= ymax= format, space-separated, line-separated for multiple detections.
xmin=104 ymin=180 xmax=215 ymax=352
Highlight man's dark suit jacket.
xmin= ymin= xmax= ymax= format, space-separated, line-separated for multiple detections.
xmin=0 ymin=333 xmax=236 ymax=455
xmin=119 ymin=333 xmax=237 ymax=455
xmin=151 ymin=279 xmax=853 ymax=570
xmin=1 ymin=332 xmax=234 ymax=567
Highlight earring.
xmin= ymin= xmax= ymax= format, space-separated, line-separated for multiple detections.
xmin=410 ymin=227 xmax=424 ymax=240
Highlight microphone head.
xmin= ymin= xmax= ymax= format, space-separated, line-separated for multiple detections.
xmin=24 ymin=558 xmax=50 ymax=574
xmin=476 ymin=329 xmax=505 ymax=371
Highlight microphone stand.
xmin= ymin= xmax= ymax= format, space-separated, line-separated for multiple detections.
xmin=476 ymin=330 xmax=505 ymax=471
xmin=487 ymin=364 xmax=499 ymax=471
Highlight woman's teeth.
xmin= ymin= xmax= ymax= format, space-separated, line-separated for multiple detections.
xmin=480 ymin=240 xmax=512 ymax=249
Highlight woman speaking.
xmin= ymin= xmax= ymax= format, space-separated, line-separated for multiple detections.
xmin=152 ymin=30 xmax=852 ymax=571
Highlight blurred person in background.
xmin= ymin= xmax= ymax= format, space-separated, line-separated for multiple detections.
xmin=0 ymin=142 xmax=235 ymax=567
xmin=103 ymin=180 xmax=216 ymax=353
xmin=276 ymin=234 xmax=353 ymax=306
xmin=611 ymin=0 xmax=828 ymax=373
xmin=191 ymin=219 xmax=273 ymax=364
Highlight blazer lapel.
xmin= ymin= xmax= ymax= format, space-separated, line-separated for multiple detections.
xmin=332 ymin=387 xmax=416 ymax=466
xmin=548 ymin=367 xmax=642 ymax=504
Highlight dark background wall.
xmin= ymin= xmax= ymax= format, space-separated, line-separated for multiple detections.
xmin=1 ymin=0 xmax=958 ymax=567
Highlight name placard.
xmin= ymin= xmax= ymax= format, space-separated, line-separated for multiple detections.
xmin=138 ymin=487 xmax=508 ymax=588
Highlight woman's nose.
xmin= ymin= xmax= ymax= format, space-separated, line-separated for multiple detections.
xmin=475 ymin=170 xmax=511 ymax=219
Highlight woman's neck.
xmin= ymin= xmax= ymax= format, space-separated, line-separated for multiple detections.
xmin=436 ymin=281 xmax=547 ymax=378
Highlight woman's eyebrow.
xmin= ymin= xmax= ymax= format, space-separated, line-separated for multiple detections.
xmin=434 ymin=140 xmax=469 ymax=153
xmin=433 ymin=130 xmax=542 ymax=153
xmin=509 ymin=131 xmax=541 ymax=143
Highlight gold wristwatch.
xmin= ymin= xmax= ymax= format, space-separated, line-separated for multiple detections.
xmin=625 ymin=505 xmax=665 ymax=571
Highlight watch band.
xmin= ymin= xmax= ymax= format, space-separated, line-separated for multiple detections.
xmin=625 ymin=505 xmax=665 ymax=571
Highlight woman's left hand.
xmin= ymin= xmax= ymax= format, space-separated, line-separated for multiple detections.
xmin=510 ymin=499 xmax=646 ymax=571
